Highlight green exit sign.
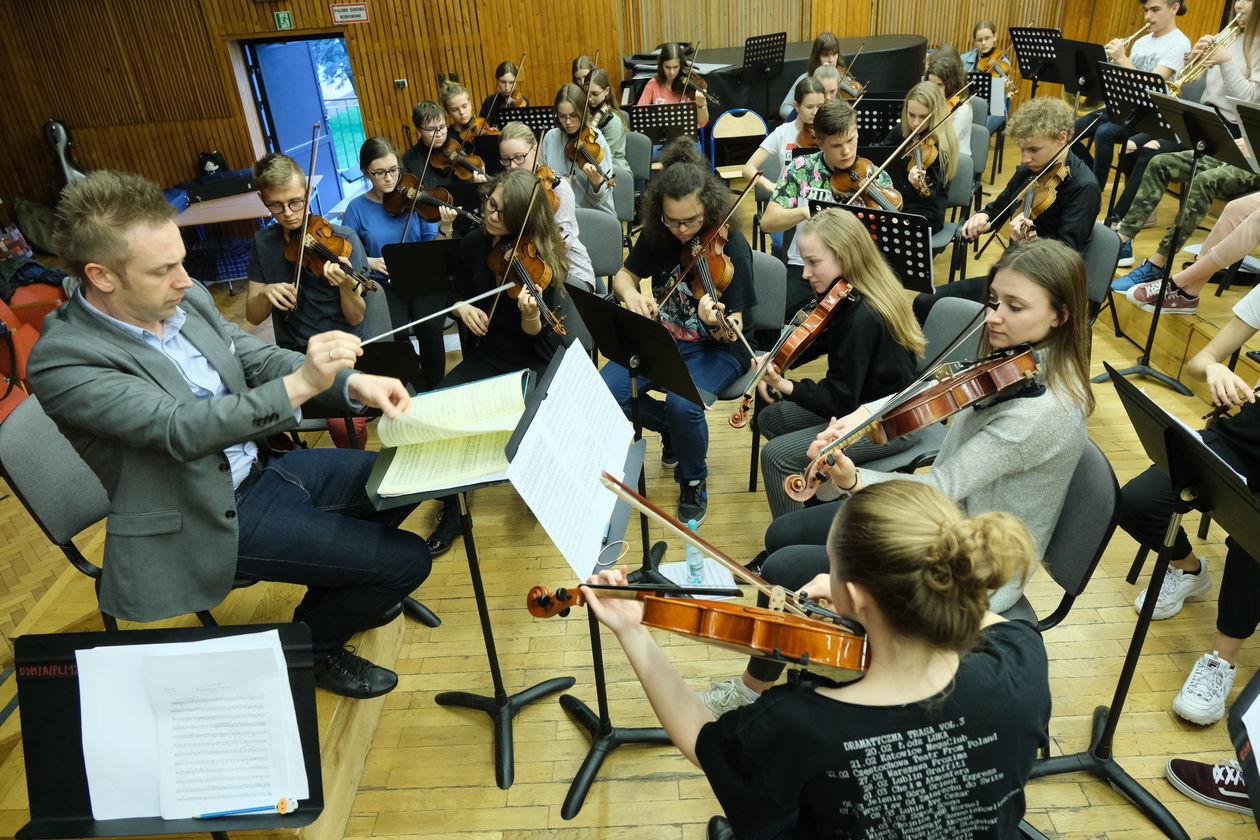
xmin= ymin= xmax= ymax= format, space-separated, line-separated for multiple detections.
xmin=274 ymin=10 xmax=294 ymax=30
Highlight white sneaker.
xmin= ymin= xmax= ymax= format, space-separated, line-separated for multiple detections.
xmin=1133 ymin=557 xmax=1211 ymax=619
xmin=1173 ymin=652 xmax=1236 ymax=725
xmin=698 ymin=677 xmax=759 ymax=717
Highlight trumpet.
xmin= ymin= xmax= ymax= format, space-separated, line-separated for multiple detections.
xmin=1120 ymin=23 xmax=1150 ymax=50
xmin=1168 ymin=13 xmax=1244 ymax=97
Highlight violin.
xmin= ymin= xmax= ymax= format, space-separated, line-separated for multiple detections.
xmin=906 ymin=135 xmax=938 ymax=198
xmin=837 ymin=45 xmax=866 ymax=100
xmin=829 ymin=158 xmax=903 ymax=211
xmin=459 ymin=116 xmax=500 ymax=143
xmin=564 ymin=125 xmax=616 ymax=188
xmin=382 ymin=173 xmax=483 ymax=225
xmin=527 ymin=585 xmax=868 ymax=676
xmin=486 ymin=237 xmax=566 ymax=336
xmin=783 ymin=346 xmax=1038 ymax=502
xmin=283 ymin=215 xmax=378 ymax=293
xmin=730 ymin=280 xmax=854 ymax=429
xmin=673 ymin=72 xmax=720 ymax=106
xmin=975 ymin=50 xmax=1012 ymax=77
xmin=535 ymin=164 xmax=562 ymax=213
xmin=431 ymin=137 xmax=488 ymax=182
xmin=1015 ymin=161 xmax=1067 ymax=240
xmin=795 ymin=123 xmax=818 ymax=150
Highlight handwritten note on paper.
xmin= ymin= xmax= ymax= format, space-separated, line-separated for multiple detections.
xmin=142 ymin=648 xmax=291 ymax=819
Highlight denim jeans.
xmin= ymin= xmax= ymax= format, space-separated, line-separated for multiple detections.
xmin=600 ymin=340 xmax=744 ymax=483
xmin=235 ymin=448 xmax=430 ymax=657
xmin=1074 ymin=115 xmax=1129 ymax=187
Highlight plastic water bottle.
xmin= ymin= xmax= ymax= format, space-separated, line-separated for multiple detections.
xmin=684 ymin=518 xmax=704 ymax=585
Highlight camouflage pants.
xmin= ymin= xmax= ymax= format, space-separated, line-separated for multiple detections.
xmin=1117 ymin=151 xmax=1260 ymax=258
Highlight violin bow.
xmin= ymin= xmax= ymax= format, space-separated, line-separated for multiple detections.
xmin=974 ymin=114 xmax=1098 ymax=257
xmin=842 ymin=43 xmax=865 ymax=88
xmin=677 ymin=40 xmax=702 ymax=98
xmin=486 ymin=175 xmax=561 ymax=335
xmin=796 ymin=307 xmax=990 ymax=473
xmin=478 ymin=52 xmax=527 ymax=140
xmin=287 ymin=123 xmax=323 ymax=311
xmin=599 ymin=472 xmax=815 ymax=617
xmin=397 ymin=138 xmax=436 ymax=245
xmin=361 ymin=281 xmax=514 ymax=346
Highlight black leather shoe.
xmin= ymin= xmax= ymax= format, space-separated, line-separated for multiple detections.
xmin=313 ymin=647 xmax=397 ymax=699
xmin=425 ymin=505 xmax=463 ymax=557
xmin=355 ymin=602 xmax=404 ymax=634
xmin=743 ymin=549 xmax=769 ymax=579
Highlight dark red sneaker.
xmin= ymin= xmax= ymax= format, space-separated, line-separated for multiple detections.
xmin=1165 ymin=758 xmax=1252 ymax=815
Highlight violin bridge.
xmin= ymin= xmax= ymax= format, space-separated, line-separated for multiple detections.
xmin=767 ymin=586 xmax=789 ymax=613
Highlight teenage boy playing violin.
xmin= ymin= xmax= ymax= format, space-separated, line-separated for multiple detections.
xmin=760 ymin=99 xmax=896 ymax=318
xmin=401 ymin=100 xmax=488 ymax=190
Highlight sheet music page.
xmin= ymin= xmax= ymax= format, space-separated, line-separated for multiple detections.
xmin=76 ymin=630 xmax=306 ymax=820
xmin=377 ymin=430 xmax=513 ymax=496
xmin=142 ymin=647 xmax=293 ymax=819
xmin=658 ymin=558 xmax=739 ymax=600
xmin=508 ymin=346 xmax=634 ymax=579
xmin=378 ymin=369 xmax=527 ymax=447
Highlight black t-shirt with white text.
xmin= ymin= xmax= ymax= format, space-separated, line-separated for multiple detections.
xmin=695 ymin=620 xmax=1050 ymax=839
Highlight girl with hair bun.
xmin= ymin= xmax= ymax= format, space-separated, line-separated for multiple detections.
xmin=584 ymin=480 xmax=1050 ymax=839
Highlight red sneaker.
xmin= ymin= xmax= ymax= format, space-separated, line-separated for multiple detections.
xmin=1165 ymin=758 xmax=1252 ymax=815
xmin=1126 ymin=279 xmax=1199 ymax=315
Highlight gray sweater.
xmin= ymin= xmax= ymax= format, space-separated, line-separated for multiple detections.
xmin=861 ymin=379 xmax=1088 ymax=612
xmin=540 ymin=127 xmax=617 ymax=217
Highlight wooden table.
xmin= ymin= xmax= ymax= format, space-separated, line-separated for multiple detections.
xmin=174 ymin=174 xmax=323 ymax=227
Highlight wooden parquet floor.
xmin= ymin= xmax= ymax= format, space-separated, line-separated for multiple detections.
xmin=4 ymin=136 xmax=1260 ymax=838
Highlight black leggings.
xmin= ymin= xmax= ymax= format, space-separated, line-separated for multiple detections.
xmin=386 ymin=293 xmax=448 ymax=391
xmin=1117 ymin=430 xmax=1260 ymax=640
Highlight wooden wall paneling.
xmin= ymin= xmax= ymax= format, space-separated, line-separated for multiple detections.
xmin=808 ymin=0 xmax=874 ymax=40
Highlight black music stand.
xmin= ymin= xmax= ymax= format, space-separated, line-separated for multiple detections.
xmin=1009 ymin=27 xmax=1064 ymax=98
xmin=854 ymin=99 xmax=905 ymax=146
xmin=1096 ymin=93 xmax=1249 ymax=396
xmin=965 ymin=70 xmax=993 ymax=119
xmin=809 ymin=200 xmax=934 ymax=294
xmin=568 ymin=285 xmax=712 ymax=576
xmin=366 ymin=367 xmax=575 ymax=790
xmin=626 ymin=103 xmax=699 ymax=146
xmin=14 ymin=623 xmax=322 ymax=840
xmin=1228 ymin=667 xmax=1260 ymax=831
xmin=490 ymin=104 xmax=555 ymax=136
xmin=1097 ymin=63 xmax=1173 ymax=218
xmin=740 ymin=32 xmax=787 ymax=123
xmin=1052 ymin=38 xmax=1109 ymax=118
xmin=1048 ymin=363 xmax=1260 ymax=839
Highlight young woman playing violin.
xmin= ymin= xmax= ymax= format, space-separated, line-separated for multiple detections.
xmin=926 ymin=49 xmax=974 ymax=149
xmin=571 ymin=55 xmax=594 ymax=88
xmin=963 ymin=19 xmax=1017 ymax=134
xmin=760 ymin=99 xmax=898 ymax=318
xmin=743 ymin=77 xmax=827 ymax=196
xmin=755 ymin=209 xmax=925 ymax=520
xmin=584 ymin=480 xmax=1050 ymax=838
xmin=477 ymin=60 xmax=528 ymax=123
xmin=425 ymin=168 xmax=574 ymax=556
xmin=636 ymin=43 xmax=710 ymax=128
xmin=341 ymin=137 xmax=454 ymax=392
xmin=586 ymin=67 xmax=630 ymax=172
xmin=880 ymin=81 xmax=959 ymax=234
xmin=439 ymin=82 xmax=479 ymax=148
xmin=700 ymin=239 xmax=1092 ymax=717
xmin=401 ymin=100 xmax=488 ymax=189
xmin=496 ymin=120 xmax=596 ymax=291
xmin=777 ymin=31 xmax=842 ymax=121
xmin=598 ymin=137 xmax=755 ymax=525
xmin=540 ymin=83 xmax=617 ymax=217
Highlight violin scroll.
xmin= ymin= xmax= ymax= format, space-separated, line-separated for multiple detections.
xmin=526 ymin=585 xmax=579 ymax=618
xmin=728 ymin=396 xmax=753 ymax=429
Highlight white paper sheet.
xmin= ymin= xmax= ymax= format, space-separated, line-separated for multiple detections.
xmin=657 ymin=558 xmax=740 ymax=600
xmin=76 ymin=630 xmax=306 ymax=820
xmin=508 ymin=346 xmax=634 ymax=579
xmin=1183 ymin=242 xmax=1260 ymax=275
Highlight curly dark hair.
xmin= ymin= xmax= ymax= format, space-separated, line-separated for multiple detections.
xmin=639 ymin=137 xmax=740 ymax=248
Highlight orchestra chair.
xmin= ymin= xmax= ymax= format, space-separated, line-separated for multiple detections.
xmin=1084 ymin=222 xmax=1122 ymax=325
xmin=933 ymin=153 xmax=974 ymax=270
xmin=8 ymin=282 xmax=67 ymax=331
xmin=0 ymin=297 xmax=40 ymax=389
xmin=575 ymin=207 xmax=622 ymax=294
xmin=970 ymin=96 xmax=987 ymax=127
xmin=0 ymin=374 xmax=26 ymax=424
xmin=624 ymin=130 xmax=653 ymax=245
xmin=752 ymin=155 xmax=782 ymax=253
xmin=709 ymin=108 xmax=768 ymax=182
xmin=855 ymin=297 xmax=985 ymax=478
xmin=611 ymin=166 xmax=637 ymax=247
xmin=969 ymin=123 xmax=991 ymax=216
xmin=0 ymin=395 xmax=257 ymax=632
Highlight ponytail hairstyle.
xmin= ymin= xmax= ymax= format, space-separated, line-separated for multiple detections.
xmin=640 ymin=136 xmax=736 ymax=248
xmin=981 ymin=239 xmax=1095 ymax=415
xmin=438 ymin=81 xmax=468 ymax=109
xmin=554 ymin=83 xmax=592 ymax=129
xmin=799 ymin=210 xmax=926 ymax=357
xmin=572 ymin=55 xmax=595 ymax=86
xmin=358 ymin=136 xmax=399 ymax=171
xmin=828 ymin=481 xmax=1035 ymax=652
xmin=901 ymin=81 xmax=958 ymax=182
xmin=808 ymin=31 xmax=842 ymax=74
xmin=498 ymin=120 xmax=538 ymax=149
xmin=485 ymin=168 xmax=570 ymax=287
xmin=972 ymin=19 xmax=998 ymax=39
xmin=588 ymin=68 xmax=628 ymax=127
xmin=494 ymin=60 xmax=520 ymax=81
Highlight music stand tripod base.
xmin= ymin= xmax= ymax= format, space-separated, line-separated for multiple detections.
xmin=433 ymin=493 xmax=575 ymax=789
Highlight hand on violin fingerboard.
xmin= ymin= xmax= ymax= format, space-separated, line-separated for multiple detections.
xmin=517 ymin=290 xmax=543 ymax=335
xmin=581 ymin=567 xmax=645 ymax=634
xmin=582 ymin=162 xmax=603 ymax=188
xmin=1009 ymin=214 xmax=1037 ymax=242
xmin=323 ymin=259 xmax=356 ymax=289
xmin=756 ymin=360 xmax=792 ymax=401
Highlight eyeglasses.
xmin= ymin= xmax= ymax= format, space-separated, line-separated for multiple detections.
xmin=264 ymin=198 xmax=307 ymax=215
xmin=419 ymin=123 xmax=446 ymax=135
xmin=368 ymin=165 xmax=399 ymax=179
xmin=499 ymin=153 xmax=530 ymax=167
xmin=660 ymin=214 xmax=704 ymax=232
xmin=482 ymin=197 xmax=503 ymax=218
